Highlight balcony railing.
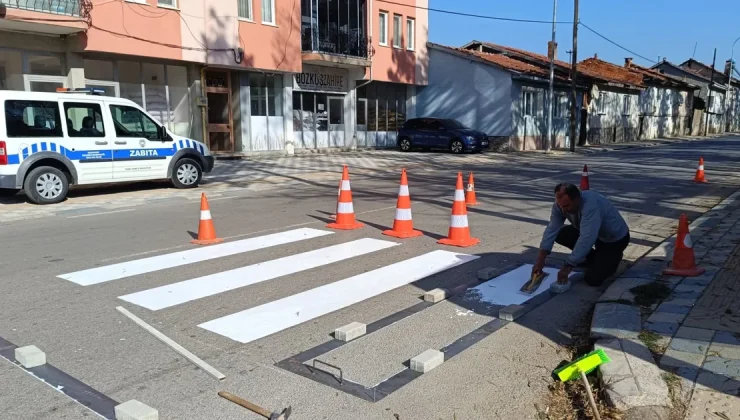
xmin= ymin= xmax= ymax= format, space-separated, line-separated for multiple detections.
xmin=0 ymin=0 xmax=81 ymax=16
xmin=302 ymin=26 xmax=369 ymax=59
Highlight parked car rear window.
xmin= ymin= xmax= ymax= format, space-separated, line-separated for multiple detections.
xmin=4 ymin=100 xmax=63 ymax=138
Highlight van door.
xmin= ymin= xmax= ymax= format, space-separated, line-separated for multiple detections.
xmin=60 ymin=100 xmax=113 ymax=183
xmin=108 ymin=104 xmax=171 ymax=181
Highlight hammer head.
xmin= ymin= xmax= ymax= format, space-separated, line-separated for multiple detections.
xmin=269 ymin=406 xmax=291 ymax=420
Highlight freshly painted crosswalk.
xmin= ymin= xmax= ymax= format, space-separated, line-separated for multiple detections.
xmin=118 ymin=238 xmax=399 ymax=310
xmin=60 ymin=227 xmax=483 ymax=345
xmin=58 ymin=228 xmax=332 ymax=286
xmin=198 ymin=250 xmax=479 ymax=343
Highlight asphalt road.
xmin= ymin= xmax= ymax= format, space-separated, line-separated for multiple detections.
xmin=2 ymin=136 xmax=740 ymax=420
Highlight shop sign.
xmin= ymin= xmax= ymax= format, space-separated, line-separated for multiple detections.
xmin=294 ymin=65 xmax=348 ymax=93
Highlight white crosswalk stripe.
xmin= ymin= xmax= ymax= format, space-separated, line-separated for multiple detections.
xmin=58 ymin=228 xmax=480 ymax=343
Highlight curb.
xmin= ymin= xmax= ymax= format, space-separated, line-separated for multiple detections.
xmin=588 ymin=187 xmax=740 ymax=415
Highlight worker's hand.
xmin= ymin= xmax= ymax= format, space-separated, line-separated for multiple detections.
xmin=532 ymin=255 xmax=546 ymax=277
xmin=558 ymin=265 xmax=573 ymax=284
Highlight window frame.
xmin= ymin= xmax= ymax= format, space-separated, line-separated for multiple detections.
xmin=623 ymin=95 xmax=632 ymax=115
xmin=4 ymin=99 xmax=63 ymax=138
xmin=157 ymin=0 xmax=177 ymax=9
xmin=392 ymin=14 xmax=402 ymax=49
xmin=238 ymin=0 xmax=253 ymax=21
xmin=261 ymin=0 xmax=276 ymax=25
xmin=63 ymin=101 xmax=107 ymax=138
xmin=378 ymin=12 xmax=388 ymax=46
xmin=522 ymin=91 xmax=534 ymax=116
xmin=406 ymin=18 xmax=415 ymax=51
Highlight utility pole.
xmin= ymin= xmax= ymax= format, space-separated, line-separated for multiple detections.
xmin=569 ymin=0 xmax=579 ymax=152
xmin=545 ymin=0 xmax=558 ymax=152
xmin=704 ymin=48 xmax=716 ymax=137
xmin=726 ymin=37 xmax=739 ymax=133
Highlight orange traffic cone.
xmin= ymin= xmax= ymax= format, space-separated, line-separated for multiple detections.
xmin=693 ymin=157 xmax=707 ymax=183
xmin=580 ymin=165 xmax=590 ymax=190
xmin=383 ymin=168 xmax=422 ymax=239
xmin=663 ymin=213 xmax=705 ymax=277
xmin=326 ymin=165 xmax=364 ymax=230
xmin=438 ymin=172 xmax=480 ymax=247
xmin=191 ymin=193 xmax=223 ymax=245
xmin=330 ymin=179 xmax=340 ymax=220
xmin=465 ymin=172 xmax=479 ymax=206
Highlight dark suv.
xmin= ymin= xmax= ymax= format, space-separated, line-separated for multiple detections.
xmin=397 ymin=118 xmax=489 ymax=154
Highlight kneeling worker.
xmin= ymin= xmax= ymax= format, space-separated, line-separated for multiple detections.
xmin=533 ymin=183 xmax=630 ymax=286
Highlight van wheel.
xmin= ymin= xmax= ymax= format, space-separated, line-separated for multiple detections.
xmin=0 ymin=188 xmax=19 ymax=197
xmin=24 ymin=166 xmax=69 ymax=205
xmin=171 ymin=158 xmax=202 ymax=189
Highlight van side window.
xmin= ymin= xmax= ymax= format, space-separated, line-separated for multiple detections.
xmin=4 ymin=100 xmax=63 ymax=138
xmin=64 ymin=102 xmax=105 ymax=138
xmin=109 ymin=105 xmax=159 ymax=140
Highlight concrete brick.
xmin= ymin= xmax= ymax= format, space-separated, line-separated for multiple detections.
xmin=668 ymin=338 xmax=710 ymax=355
xmin=702 ymin=356 xmax=740 ymax=377
xmin=477 ymin=267 xmax=498 ymax=281
xmin=114 ymin=400 xmax=158 ymax=420
xmin=499 ymin=304 xmax=525 ymax=321
xmin=549 ymin=280 xmax=571 ymax=294
xmin=660 ymin=297 xmax=696 ymax=307
xmin=654 ymin=304 xmax=691 ymax=315
xmin=694 ymin=370 xmax=740 ymax=393
xmin=14 ymin=345 xmax=46 ymax=368
xmin=410 ymin=349 xmax=444 ymax=373
xmin=334 ymin=322 xmax=366 ymax=342
xmin=660 ymin=348 xmax=706 ymax=370
xmin=647 ymin=311 xmax=687 ymax=324
xmin=675 ymin=326 xmax=715 ymax=342
xmin=713 ymin=330 xmax=740 ymax=347
xmin=423 ymin=288 xmax=449 ymax=303
xmin=591 ymin=303 xmax=641 ymax=340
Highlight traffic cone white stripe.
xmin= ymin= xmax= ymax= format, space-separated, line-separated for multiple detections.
xmin=200 ymin=210 xmax=212 ymax=220
xmin=341 ymin=180 xmax=351 ymax=190
xmin=398 ymin=185 xmax=409 ymax=196
xmin=337 ymin=202 xmax=354 ymax=213
xmin=449 ymin=215 xmax=469 ymax=228
xmin=698 ymin=165 xmax=704 ymax=170
xmin=454 ymin=189 xmax=465 ymax=201
xmin=582 ymin=171 xmax=588 ymax=177
xmin=395 ymin=208 xmax=413 ymax=221
xmin=683 ymin=234 xmax=693 ymax=248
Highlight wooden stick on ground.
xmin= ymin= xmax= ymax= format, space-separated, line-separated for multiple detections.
xmin=579 ymin=369 xmax=601 ymax=420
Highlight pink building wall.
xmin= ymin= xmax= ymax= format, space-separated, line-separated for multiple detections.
xmin=237 ymin=0 xmax=301 ymax=73
xmin=369 ymin=0 xmax=427 ymax=85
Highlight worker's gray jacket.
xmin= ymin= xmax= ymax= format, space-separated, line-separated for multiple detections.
xmin=540 ymin=190 xmax=629 ymax=267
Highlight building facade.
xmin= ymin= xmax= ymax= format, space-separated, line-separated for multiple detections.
xmin=0 ymin=0 xmax=429 ymax=155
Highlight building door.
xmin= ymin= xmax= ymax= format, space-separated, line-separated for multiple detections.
xmin=328 ymin=96 xmax=344 ymax=148
xmin=356 ymin=98 xmax=367 ymax=147
xmin=205 ymin=70 xmax=234 ymax=153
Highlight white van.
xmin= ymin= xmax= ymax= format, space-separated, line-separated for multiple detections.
xmin=0 ymin=88 xmax=214 ymax=204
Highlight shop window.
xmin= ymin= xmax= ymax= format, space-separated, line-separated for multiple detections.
xmin=27 ymin=54 xmax=64 ymax=76
xmin=119 ymin=61 xmax=143 ymax=106
xmin=4 ymin=100 xmax=63 ymax=138
xmin=142 ymin=63 xmax=167 ymax=124
xmin=0 ymin=50 xmax=23 ymax=91
xmin=84 ymin=59 xmax=114 ymax=81
xmin=292 ymin=92 xmax=303 ymax=131
xmin=249 ymin=74 xmax=283 ymax=117
xmin=167 ymin=65 xmax=190 ymax=136
xmin=267 ymin=75 xmax=283 ymax=117
xmin=64 ymin=102 xmax=105 ymax=138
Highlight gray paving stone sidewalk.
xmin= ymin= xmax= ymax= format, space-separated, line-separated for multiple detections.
xmin=590 ymin=189 xmax=740 ymax=418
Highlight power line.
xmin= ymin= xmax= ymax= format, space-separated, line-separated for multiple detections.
xmin=578 ymin=21 xmax=656 ymax=63
xmin=375 ymin=0 xmax=573 ymax=24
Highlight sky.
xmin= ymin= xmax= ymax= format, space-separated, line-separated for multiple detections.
xmin=428 ymin=0 xmax=740 ymax=70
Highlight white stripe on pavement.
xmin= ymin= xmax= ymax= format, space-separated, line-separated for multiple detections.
xmin=119 ymin=238 xmax=399 ymax=310
xmin=198 ymin=250 xmax=479 ymax=343
xmin=58 ymin=228 xmax=333 ymax=286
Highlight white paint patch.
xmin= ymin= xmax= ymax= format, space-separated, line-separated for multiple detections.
xmin=119 ymin=238 xmax=399 ymax=311
xmin=466 ymin=264 xmax=574 ymax=306
xmin=58 ymin=228 xmax=333 ymax=286
xmin=199 ymin=250 xmax=479 ymax=343
xmin=66 ymin=208 xmax=136 ymax=219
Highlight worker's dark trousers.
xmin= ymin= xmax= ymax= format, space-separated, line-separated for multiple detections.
xmin=555 ymin=225 xmax=630 ymax=287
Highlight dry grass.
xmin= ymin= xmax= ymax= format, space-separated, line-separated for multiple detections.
xmin=541 ymin=311 xmax=623 ymax=420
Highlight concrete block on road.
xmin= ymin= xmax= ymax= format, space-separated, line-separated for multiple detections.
xmin=14 ymin=345 xmax=46 ymax=368
xmin=410 ymin=349 xmax=444 ymax=373
xmin=334 ymin=322 xmax=366 ymax=342
xmin=423 ymin=288 xmax=449 ymax=303
xmin=591 ymin=303 xmax=641 ymax=340
xmin=499 ymin=304 xmax=525 ymax=321
xmin=549 ymin=280 xmax=571 ymax=294
xmin=115 ymin=400 xmax=158 ymax=420
xmin=477 ymin=267 xmax=498 ymax=281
